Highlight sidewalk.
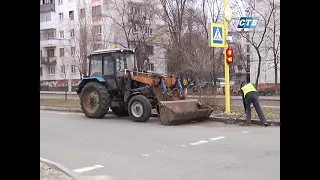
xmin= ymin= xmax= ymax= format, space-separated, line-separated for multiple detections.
xmin=40 ymin=91 xmax=280 ymax=101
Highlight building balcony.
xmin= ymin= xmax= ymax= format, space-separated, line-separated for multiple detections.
xmin=40 ymin=39 xmax=57 ymax=47
xmin=40 ymin=21 xmax=56 ymax=30
xmin=41 ymin=57 xmax=57 ymax=65
xmin=40 ymin=3 xmax=55 ymax=13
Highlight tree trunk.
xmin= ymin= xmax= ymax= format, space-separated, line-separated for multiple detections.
xmin=254 ymin=48 xmax=262 ymax=90
xmin=274 ymin=55 xmax=278 ymax=94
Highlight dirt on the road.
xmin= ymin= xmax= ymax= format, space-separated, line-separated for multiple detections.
xmin=40 ymin=162 xmax=75 ymax=180
xmin=211 ymin=106 xmax=280 ymax=121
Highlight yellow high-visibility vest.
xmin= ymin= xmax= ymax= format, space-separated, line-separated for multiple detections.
xmin=241 ymin=83 xmax=257 ymax=97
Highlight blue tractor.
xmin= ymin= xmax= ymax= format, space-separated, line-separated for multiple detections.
xmin=76 ymin=48 xmax=213 ymax=125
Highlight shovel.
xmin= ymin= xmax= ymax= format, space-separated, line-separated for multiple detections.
xmin=224 ymin=106 xmax=254 ymax=124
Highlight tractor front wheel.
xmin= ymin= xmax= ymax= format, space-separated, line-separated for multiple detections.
xmin=80 ymin=82 xmax=110 ymax=118
xmin=128 ymin=95 xmax=152 ymax=122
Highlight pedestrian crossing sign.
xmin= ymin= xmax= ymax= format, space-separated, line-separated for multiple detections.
xmin=210 ymin=23 xmax=225 ymax=48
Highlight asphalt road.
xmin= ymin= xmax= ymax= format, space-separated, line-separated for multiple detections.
xmin=40 ymin=110 xmax=280 ymax=180
xmin=40 ymin=93 xmax=280 ymax=107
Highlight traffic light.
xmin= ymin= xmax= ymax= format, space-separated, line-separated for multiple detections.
xmin=226 ymin=48 xmax=234 ymax=64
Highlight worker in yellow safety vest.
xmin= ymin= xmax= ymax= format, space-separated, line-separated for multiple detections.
xmin=240 ymin=81 xmax=269 ymax=126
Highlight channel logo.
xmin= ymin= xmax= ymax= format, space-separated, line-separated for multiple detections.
xmin=237 ymin=17 xmax=259 ymax=29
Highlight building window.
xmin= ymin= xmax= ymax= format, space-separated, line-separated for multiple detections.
xmin=40 ymin=67 xmax=43 ymax=76
xmin=80 ymin=8 xmax=85 ymax=18
xmin=71 ymin=47 xmax=75 ymax=55
xmin=59 ymin=13 xmax=64 ymax=21
xmin=93 ymin=25 xmax=102 ymax=35
xmin=47 ymin=49 xmax=55 ymax=57
xmin=71 ymin=65 xmax=76 ymax=73
xmin=61 ymin=65 xmax=66 ymax=74
xmin=48 ymin=66 xmax=55 ymax=75
xmin=40 ymin=12 xmax=51 ymax=22
xmin=70 ymin=29 xmax=75 ymax=38
xmin=146 ymin=45 xmax=154 ymax=55
xmin=59 ymin=31 xmax=64 ymax=38
xmin=42 ymin=0 xmax=54 ymax=5
xmin=58 ymin=0 xmax=63 ymax=4
xmin=60 ymin=48 xmax=64 ymax=57
xmin=40 ymin=29 xmax=56 ymax=40
xmin=92 ymin=5 xmax=101 ymax=17
xmin=146 ymin=27 xmax=153 ymax=35
xmin=149 ymin=63 xmax=154 ymax=71
xmin=69 ymin=11 xmax=74 ymax=20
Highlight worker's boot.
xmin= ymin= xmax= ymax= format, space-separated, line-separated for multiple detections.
xmin=263 ymin=122 xmax=269 ymax=126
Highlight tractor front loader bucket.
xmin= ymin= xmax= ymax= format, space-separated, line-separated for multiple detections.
xmin=158 ymin=99 xmax=214 ymax=125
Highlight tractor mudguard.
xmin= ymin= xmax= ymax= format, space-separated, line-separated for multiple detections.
xmin=77 ymin=77 xmax=106 ymax=94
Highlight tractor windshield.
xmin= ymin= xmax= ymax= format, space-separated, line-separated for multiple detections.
xmin=115 ymin=53 xmax=135 ymax=71
xmin=89 ymin=54 xmax=103 ymax=77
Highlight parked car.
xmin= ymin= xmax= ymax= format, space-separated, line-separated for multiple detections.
xmin=217 ymin=78 xmax=235 ymax=88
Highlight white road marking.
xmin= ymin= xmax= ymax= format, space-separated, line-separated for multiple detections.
xmin=73 ymin=165 xmax=104 ymax=173
xmin=242 ymin=131 xmax=249 ymax=133
xmin=157 ymin=150 xmax=164 ymax=153
xmin=84 ymin=175 xmax=114 ymax=180
xmin=181 ymin=145 xmax=187 ymax=147
xmin=190 ymin=140 xmax=209 ymax=146
xmin=209 ymin=136 xmax=226 ymax=141
xmin=141 ymin=153 xmax=151 ymax=157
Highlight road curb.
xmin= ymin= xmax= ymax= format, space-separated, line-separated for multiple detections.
xmin=40 ymin=106 xmax=82 ymax=113
xmin=40 ymin=157 xmax=82 ymax=180
xmin=40 ymin=106 xmax=159 ymax=117
xmin=209 ymin=116 xmax=280 ymax=126
xmin=40 ymin=91 xmax=280 ymax=101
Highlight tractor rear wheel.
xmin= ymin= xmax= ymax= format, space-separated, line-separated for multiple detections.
xmin=80 ymin=82 xmax=110 ymax=118
xmin=128 ymin=95 xmax=151 ymax=122
xmin=111 ymin=107 xmax=129 ymax=116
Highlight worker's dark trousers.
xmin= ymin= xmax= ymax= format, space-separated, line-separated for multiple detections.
xmin=245 ymin=92 xmax=266 ymax=124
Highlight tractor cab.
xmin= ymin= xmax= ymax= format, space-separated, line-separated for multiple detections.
xmin=86 ymin=48 xmax=136 ymax=90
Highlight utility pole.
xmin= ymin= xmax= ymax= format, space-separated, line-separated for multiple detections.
xmin=223 ymin=0 xmax=231 ymax=113
xmin=224 ymin=0 xmax=231 ymax=113
xmin=245 ymin=9 xmax=250 ymax=82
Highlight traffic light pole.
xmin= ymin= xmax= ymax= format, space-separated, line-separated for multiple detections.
xmin=224 ymin=0 xmax=231 ymax=113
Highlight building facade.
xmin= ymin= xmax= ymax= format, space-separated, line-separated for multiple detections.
xmin=229 ymin=0 xmax=280 ymax=84
xmin=40 ymin=0 xmax=168 ymax=91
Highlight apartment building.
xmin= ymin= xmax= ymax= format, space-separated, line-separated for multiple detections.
xmin=40 ymin=0 xmax=168 ymax=90
xmin=248 ymin=0 xmax=280 ymax=84
xmin=40 ymin=0 xmax=82 ymax=90
xmin=105 ymin=0 xmax=168 ymax=74
xmin=229 ymin=0 xmax=280 ymax=84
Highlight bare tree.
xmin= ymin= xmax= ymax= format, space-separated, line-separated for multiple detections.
xmin=233 ymin=0 xmax=276 ymax=89
xmin=152 ymin=0 xmax=188 ymax=76
xmin=103 ymin=0 xmax=157 ymax=70
xmin=185 ymin=0 xmax=224 ymax=85
xmin=266 ymin=1 xmax=280 ymax=93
